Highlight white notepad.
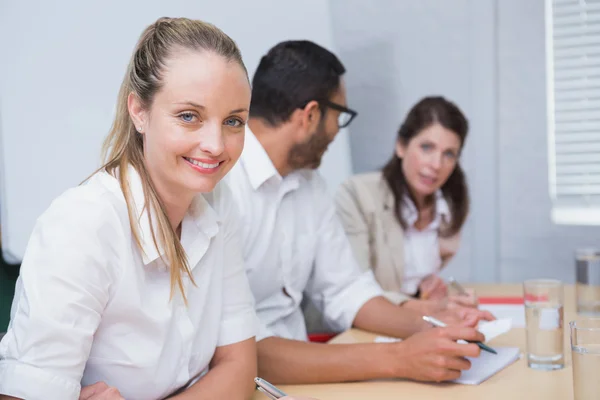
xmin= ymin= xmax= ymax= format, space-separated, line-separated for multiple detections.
xmin=452 ymin=346 xmax=520 ymax=385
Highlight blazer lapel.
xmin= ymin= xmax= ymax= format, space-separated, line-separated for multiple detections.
xmin=379 ymin=180 xmax=406 ymax=288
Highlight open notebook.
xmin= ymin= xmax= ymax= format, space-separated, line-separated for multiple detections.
xmin=453 ymin=346 xmax=520 ymax=385
xmin=374 ymin=319 xmax=520 ymax=385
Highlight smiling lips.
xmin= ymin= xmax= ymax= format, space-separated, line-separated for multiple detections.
xmin=419 ymin=173 xmax=437 ymax=186
xmin=183 ymin=156 xmax=223 ymax=174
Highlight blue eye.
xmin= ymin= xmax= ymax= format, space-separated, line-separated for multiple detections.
xmin=444 ymin=151 xmax=457 ymax=160
xmin=180 ymin=112 xmax=196 ymax=123
xmin=421 ymin=143 xmax=433 ymax=151
xmin=224 ymin=117 xmax=244 ymax=127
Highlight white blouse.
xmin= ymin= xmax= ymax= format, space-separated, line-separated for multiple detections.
xmin=0 ymin=167 xmax=257 ymax=400
xmin=400 ymin=191 xmax=450 ymax=295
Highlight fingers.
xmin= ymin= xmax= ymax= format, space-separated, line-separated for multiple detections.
xmin=450 ymin=304 xmax=497 ymax=324
xmin=448 ymin=294 xmax=478 ymax=308
xmin=479 ymin=309 xmax=496 ymax=321
xmin=433 ymin=353 xmax=473 ymax=371
xmin=79 ymin=382 xmax=123 ymax=400
xmin=441 ymin=326 xmax=485 ymax=344
xmin=459 ymin=314 xmax=479 ymax=328
xmin=442 ymin=340 xmax=481 ymax=358
xmin=421 ymin=275 xmax=446 ymax=299
xmin=419 ymin=282 xmax=434 ymax=300
xmin=429 ymin=367 xmax=462 ymax=382
xmin=99 ymin=387 xmax=124 ymax=400
xmin=80 ymin=382 xmax=108 ymax=400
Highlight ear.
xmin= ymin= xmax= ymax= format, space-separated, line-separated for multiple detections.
xmin=298 ymin=100 xmax=322 ymax=139
xmin=127 ymin=92 xmax=147 ymax=134
xmin=395 ymin=140 xmax=406 ymax=159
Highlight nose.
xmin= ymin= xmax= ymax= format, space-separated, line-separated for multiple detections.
xmin=198 ymin=122 xmax=225 ymax=156
xmin=428 ymin=152 xmax=442 ymax=171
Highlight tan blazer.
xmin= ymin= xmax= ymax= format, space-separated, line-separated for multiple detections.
xmin=335 ymin=172 xmax=461 ymax=304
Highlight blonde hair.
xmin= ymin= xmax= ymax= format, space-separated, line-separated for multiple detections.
xmin=100 ymin=17 xmax=246 ymax=301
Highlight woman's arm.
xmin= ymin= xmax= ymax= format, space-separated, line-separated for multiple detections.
xmin=170 ymin=338 xmax=256 ymax=400
xmin=0 ymin=196 xmax=120 ymax=400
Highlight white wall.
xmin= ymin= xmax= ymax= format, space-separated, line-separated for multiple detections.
xmin=0 ymin=0 xmax=352 ymax=260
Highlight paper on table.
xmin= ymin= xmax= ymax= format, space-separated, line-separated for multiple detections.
xmin=479 ymin=304 xmax=526 ymax=328
xmin=477 ymin=318 xmax=512 ymax=342
xmin=452 ymin=346 xmax=520 ymax=385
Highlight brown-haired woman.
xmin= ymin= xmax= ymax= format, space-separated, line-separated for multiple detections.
xmin=336 ymin=96 xmax=477 ymax=316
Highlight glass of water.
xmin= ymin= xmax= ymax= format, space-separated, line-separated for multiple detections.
xmin=570 ymin=319 xmax=600 ymax=400
xmin=575 ymin=248 xmax=600 ymax=316
xmin=523 ymin=279 xmax=564 ymax=370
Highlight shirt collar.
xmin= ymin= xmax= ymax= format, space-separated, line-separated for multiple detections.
xmin=241 ymin=126 xmax=282 ymax=190
xmin=402 ymin=190 xmax=450 ymax=229
xmin=125 ymin=165 xmax=220 ymax=265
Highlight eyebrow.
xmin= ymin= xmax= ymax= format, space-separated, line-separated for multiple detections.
xmin=175 ymin=102 xmax=248 ymax=114
xmin=176 ymin=101 xmax=205 ymax=109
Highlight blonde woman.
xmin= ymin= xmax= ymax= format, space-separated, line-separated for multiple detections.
xmin=0 ymin=18 xmax=259 ymax=400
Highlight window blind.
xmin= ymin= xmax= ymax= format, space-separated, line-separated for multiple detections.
xmin=547 ymin=0 xmax=600 ymax=224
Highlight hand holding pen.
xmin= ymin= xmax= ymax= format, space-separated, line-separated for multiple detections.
xmin=423 ymin=315 xmax=497 ymax=355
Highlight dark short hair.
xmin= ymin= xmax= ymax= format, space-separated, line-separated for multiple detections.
xmin=250 ymin=40 xmax=346 ymax=126
xmin=382 ymin=96 xmax=470 ymax=236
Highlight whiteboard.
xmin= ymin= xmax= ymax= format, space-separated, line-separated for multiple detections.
xmin=0 ymin=0 xmax=353 ymax=261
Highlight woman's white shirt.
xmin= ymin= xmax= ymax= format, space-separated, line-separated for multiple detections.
xmin=400 ymin=191 xmax=450 ymax=295
xmin=0 ymin=167 xmax=257 ymax=400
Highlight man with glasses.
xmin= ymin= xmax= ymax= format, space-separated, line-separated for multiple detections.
xmin=226 ymin=40 xmax=493 ymax=384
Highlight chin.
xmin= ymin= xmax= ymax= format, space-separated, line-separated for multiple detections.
xmin=413 ymin=185 xmax=436 ymax=199
xmin=185 ymin=177 xmax=221 ymax=194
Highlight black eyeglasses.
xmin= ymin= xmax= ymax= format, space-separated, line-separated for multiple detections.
xmin=300 ymin=99 xmax=358 ymax=128
xmin=320 ymin=100 xmax=358 ymax=128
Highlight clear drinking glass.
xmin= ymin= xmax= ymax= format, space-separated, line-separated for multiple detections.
xmin=570 ymin=319 xmax=600 ymax=400
xmin=523 ymin=279 xmax=564 ymax=370
xmin=575 ymin=248 xmax=600 ymax=316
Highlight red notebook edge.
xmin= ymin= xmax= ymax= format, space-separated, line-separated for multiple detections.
xmin=478 ymin=296 xmax=524 ymax=305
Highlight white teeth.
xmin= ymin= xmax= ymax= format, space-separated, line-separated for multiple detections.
xmin=185 ymin=157 xmax=219 ymax=169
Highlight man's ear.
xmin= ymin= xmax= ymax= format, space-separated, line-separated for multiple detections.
xmin=127 ymin=92 xmax=147 ymax=134
xmin=299 ymin=100 xmax=321 ymax=138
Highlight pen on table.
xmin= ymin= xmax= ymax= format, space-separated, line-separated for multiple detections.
xmin=448 ymin=276 xmax=469 ymax=296
xmin=255 ymin=377 xmax=287 ymax=399
xmin=422 ymin=315 xmax=498 ymax=355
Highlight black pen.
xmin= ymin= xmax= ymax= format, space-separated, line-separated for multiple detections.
xmin=423 ymin=315 xmax=498 ymax=355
